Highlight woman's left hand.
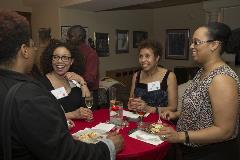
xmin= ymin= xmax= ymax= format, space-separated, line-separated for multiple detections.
xmin=64 ymin=72 xmax=85 ymax=84
xmin=158 ymin=126 xmax=185 ymax=143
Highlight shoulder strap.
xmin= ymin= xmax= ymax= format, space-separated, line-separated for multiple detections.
xmin=1 ymin=82 xmax=24 ymax=160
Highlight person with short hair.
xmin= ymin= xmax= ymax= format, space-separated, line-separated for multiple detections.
xmin=67 ymin=25 xmax=99 ymax=109
xmin=128 ymin=40 xmax=178 ymax=114
xmin=0 ymin=10 xmax=123 ymax=160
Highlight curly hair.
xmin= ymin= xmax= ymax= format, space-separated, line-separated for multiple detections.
xmin=40 ymin=39 xmax=85 ymax=75
xmin=0 ymin=10 xmax=30 ymax=64
xmin=138 ymin=40 xmax=163 ymax=58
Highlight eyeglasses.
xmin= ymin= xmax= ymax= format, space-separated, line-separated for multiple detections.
xmin=52 ymin=55 xmax=72 ymax=62
xmin=191 ymin=40 xmax=215 ymax=46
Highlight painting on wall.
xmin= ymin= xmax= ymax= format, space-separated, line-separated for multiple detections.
xmin=61 ymin=26 xmax=89 ymax=43
xmin=116 ymin=29 xmax=129 ymax=54
xmin=94 ymin=32 xmax=109 ymax=57
xmin=133 ymin=31 xmax=148 ymax=48
xmin=165 ymin=29 xmax=189 ymax=60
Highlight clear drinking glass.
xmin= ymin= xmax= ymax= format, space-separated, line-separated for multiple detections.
xmin=137 ymin=109 xmax=146 ymax=129
xmin=85 ymin=92 xmax=93 ymax=121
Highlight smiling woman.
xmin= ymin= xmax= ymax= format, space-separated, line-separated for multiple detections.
xmin=128 ymin=40 xmax=178 ymax=115
xmin=39 ymin=39 xmax=93 ymax=121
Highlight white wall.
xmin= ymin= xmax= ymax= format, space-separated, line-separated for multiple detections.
xmin=60 ymin=8 xmax=154 ymax=77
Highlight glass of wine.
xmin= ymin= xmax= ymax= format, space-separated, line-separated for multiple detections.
xmin=137 ymin=109 xmax=146 ymax=129
xmin=85 ymin=92 xmax=93 ymax=122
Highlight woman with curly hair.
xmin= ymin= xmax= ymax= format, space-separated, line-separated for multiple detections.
xmin=40 ymin=39 xmax=93 ymax=120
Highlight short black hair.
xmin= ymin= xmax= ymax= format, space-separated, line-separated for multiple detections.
xmin=40 ymin=39 xmax=84 ymax=75
xmin=0 ymin=10 xmax=30 ymax=64
xmin=138 ymin=40 xmax=163 ymax=58
xmin=67 ymin=25 xmax=86 ymax=42
xmin=203 ymin=22 xmax=232 ymax=55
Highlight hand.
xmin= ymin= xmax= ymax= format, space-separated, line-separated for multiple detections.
xmin=72 ymin=107 xmax=93 ymax=120
xmin=158 ymin=126 xmax=185 ymax=143
xmin=107 ymin=132 xmax=124 ymax=153
xmin=81 ymin=85 xmax=90 ymax=97
xmin=64 ymin=72 xmax=85 ymax=84
xmin=128 ymin=98 xmax=137 ymax=111
xmin=160 ymin=110 xmax=178 ymax=121
xmin=128 ymin=97 xmax=148 ymax=112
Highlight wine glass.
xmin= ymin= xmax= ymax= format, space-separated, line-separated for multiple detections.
xmin=137 ymin=109 xmax=146 ymax=129
xmin=85 ymin=92 xmax=93 ymax=121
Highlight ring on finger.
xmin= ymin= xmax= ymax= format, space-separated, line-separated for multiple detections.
xmin=161 ymin=135 xmax=167 ymax=140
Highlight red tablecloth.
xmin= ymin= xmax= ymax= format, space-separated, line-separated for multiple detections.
xmin=70 ymin=109 xmax=173 ymax=160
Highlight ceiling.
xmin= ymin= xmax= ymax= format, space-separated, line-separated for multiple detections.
xmin=22 ymin=0 xmax=209 ymax=12
xmin=61 ymin=0 xmax=208 ymax=12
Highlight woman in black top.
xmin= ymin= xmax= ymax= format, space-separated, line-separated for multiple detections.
xmin=40 ymin=40 xmax=93 ymax=120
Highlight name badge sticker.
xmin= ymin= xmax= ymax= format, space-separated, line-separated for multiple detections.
xmin=51 ymin=87 xmax=68 ymax=99
xmin=147 ymin=81 xmax=161 ymax=92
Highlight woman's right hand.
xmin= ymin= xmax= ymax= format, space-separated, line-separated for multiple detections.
xmin=160 ymin=110 xmax=179 ymax=120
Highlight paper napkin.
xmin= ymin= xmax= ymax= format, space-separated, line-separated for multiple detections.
xmin=123 ymin=110 xmax=150 ymax=119
xmin=129 ymin=130 xmax=163 ymax=146
xmin=91 ymin=123 xmax=115 ymax=132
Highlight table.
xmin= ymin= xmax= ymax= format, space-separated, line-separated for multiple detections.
xmin=70 ymin=109 xmax=173 ymax=160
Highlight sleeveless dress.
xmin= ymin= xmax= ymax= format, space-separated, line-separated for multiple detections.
xmin=177 ymin=65 xmax=239 ymax=160
xmin=134 ymin=70 xmax=170 ymax=108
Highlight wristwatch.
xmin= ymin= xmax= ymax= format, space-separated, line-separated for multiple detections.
xmin=184 ymin=131 xmax=190 ymax=145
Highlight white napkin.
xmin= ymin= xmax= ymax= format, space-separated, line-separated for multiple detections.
xmin=123 ymin=110 xmax=150 ymax=119
xmin=129 ymin=130 xmax=163 ymax=146
xmin=91 ymin=123 xmax=115 ymax=132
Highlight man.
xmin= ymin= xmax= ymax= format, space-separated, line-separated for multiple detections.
xmin=67 ymin=25 xmax=99 ymax=109
xmin=0 ymin=10 xmax=123 ymax=160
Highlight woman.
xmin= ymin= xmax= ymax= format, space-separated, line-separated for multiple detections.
xmin=40 ymin=40 xmax=93 ymax=120
xmin=160 ymin=22 xmax=239 ymax=160
xmin=128 ymin=40 xmax=177 ymax=113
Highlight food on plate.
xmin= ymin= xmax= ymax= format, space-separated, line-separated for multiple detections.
xmin=145 ymin=123 xmax=164 ymax=134
xmin=75 ymin=129 xmax=106 ymax=143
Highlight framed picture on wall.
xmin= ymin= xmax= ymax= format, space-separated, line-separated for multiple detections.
xmin=133 ymin=31 xmax=148 ymax=48
xmin=116 ymin=29 xmax=129 ymax=53
xmin=61 ymin=26 xmax=89 ymax=43
xmin=165 ymin=29 xmax=189 ymax=60
xmin=94 ymin=32 xmax=109 ymax=57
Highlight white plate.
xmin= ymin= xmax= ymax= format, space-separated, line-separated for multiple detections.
xmin=73 ymin=129 xmax=107 ymax=144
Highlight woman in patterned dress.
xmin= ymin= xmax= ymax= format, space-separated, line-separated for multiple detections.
xmin=128 ymin=40 xmax=178 ymax=114
xmin=159 ymin=22 xmax=239 ymax=160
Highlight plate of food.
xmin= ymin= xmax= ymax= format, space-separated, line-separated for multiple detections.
xmin=73 ymin=129 xmax=107 ymax=144
xmin=143 ymin=123 xmax=164 ymax=134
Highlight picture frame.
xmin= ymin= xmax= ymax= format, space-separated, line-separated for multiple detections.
xmin=116 ymin=29 xmax=129 ymax=53
xmin=165 ymin=29 xmax=190 ymax=60
xmin=133 ymin=31 xmax=148 ymax=48
xmin=61 ymin=25 xmax=89 ymax=43
xmin=94 ymin=32 xmax=109 ymax=57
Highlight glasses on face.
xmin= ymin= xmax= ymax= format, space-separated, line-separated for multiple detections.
xmin=191 ymin=39 xmax=215 ymax=46
xmin=52 ymin=55 xmax=72 ymax=62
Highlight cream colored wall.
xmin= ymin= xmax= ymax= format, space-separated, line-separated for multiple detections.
xmin=31 ymin=1 xmax=60 ymax=42
xmin=60 ymin=8 xmax=154 ymax=77
xmin=153 ymin=3 xmax=206 ymax=71
xmin=0 ymin=0 xmax=32 ymax=12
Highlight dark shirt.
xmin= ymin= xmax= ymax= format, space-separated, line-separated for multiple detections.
xmin=79 ymin=43 xmax=99 ymax=91
xmin=134 ymin=70 xmax=170 ymax=107
xmin=0 ymin=69 xmax=110 ymax=160
xmin=39 ymin=75 xmax=85 ymax=113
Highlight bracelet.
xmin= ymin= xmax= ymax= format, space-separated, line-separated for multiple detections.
xmin=184 ymin=131 xmax=190 ymax=145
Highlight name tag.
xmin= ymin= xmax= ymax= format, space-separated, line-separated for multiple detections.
xmin=147 ymin=81 xmax=161 ymax=92
xmin=51 ymin=87 xmax=68 ymax=99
